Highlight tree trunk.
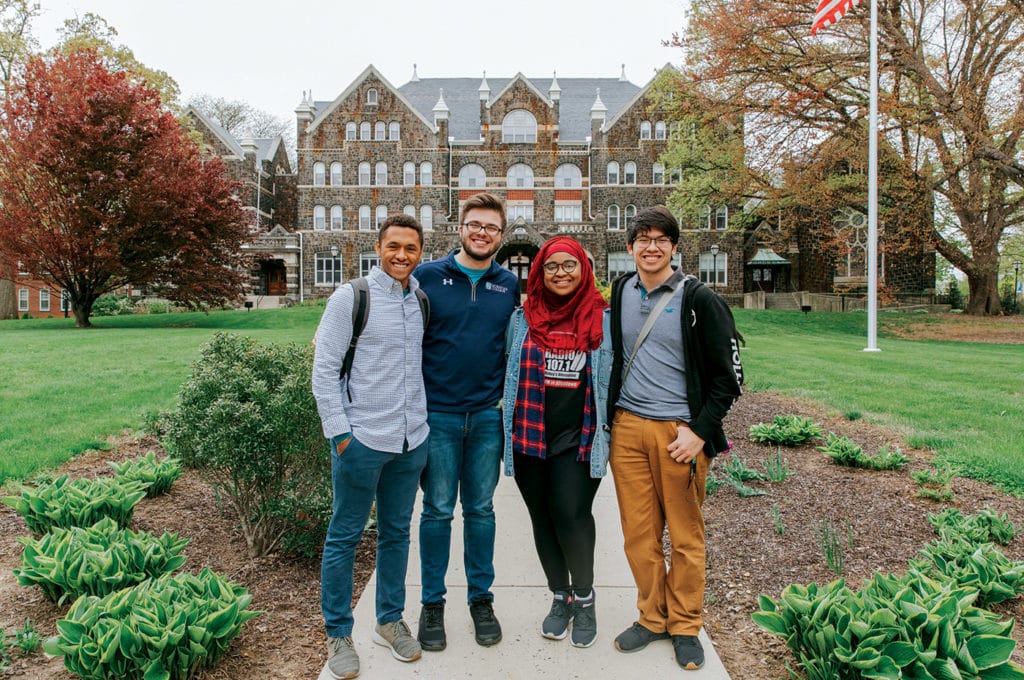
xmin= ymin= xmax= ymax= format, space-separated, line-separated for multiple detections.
xmin=0 ymin=278 xmax=15 ymax=320
xmin=72 ymin=299 xmax=94 ymax=328
xmin=965 ymin=269 xmax=1003 ymax=315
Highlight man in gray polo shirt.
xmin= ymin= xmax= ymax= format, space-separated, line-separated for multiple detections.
xmin=606 ymin=206 xmax=742 ymax=671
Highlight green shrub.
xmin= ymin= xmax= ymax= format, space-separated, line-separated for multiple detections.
xmin=749 ymin=414 xmax=823 ymax=446
xmin=913 ymin=536 xmax=1024 ymax=607
xmin=91 ymin=294 xmax=135 ymax=316
xmin=928 ymin=508 xmax=1017 ymax=546
xmin=45 ymin=568 xmax=260 ymax=680
xmin=15 ymin=517 xmax=188 ymax=604
xmin=162 ymin=333 xmax=329 ymax=557
xmin=2 ymin=475 xmax=148 ymax=536
xmin=817 ymin=433 xmax=908 ymax=470
xmin=108 ymin=451 xmax=182 ymax=497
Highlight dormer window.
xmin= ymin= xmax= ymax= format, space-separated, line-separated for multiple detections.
xmin=502 ymin=109 xmax=537 ymax=143
xmin=367 ymin=88 xmax=378 ymax=105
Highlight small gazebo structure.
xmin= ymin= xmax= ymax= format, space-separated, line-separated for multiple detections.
xmin=746 ymin=246 xmax=791 ymax=293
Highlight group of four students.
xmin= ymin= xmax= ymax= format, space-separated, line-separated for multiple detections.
xmin=311 ymin=192 xmax=743 ymax=679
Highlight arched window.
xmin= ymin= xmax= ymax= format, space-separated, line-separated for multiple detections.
xmin=640 ymin=121 xmax=652 ymax=140
xmin=420 ymin=205 xmax=433 ymax=230
xmin=330 ymin=162 xmax=343 ymax=186
xmin=389 ymin=122 xmax=400 ymax=140
xmin=506 ymin=164 xmax=534 ymax=188
xmin=358 ymin=162 xmax=371 ymax=186
xmin=312 ymin=162 xmax=326 ymax=186
xmin=607 ymin=204 xmax=620 ymax=230
xmin=403 ymin=204 xmax=416 ymax=217
xmin=346 ymin=123 xmax=357 ymax=140
xmin=366 ymin=88 xmax=378 ymax=105
xmin=359 ymin=205 xmax=371 ymax=230
xmin=330 ymin=205 xmax=343 ymax=230
xmin=359 ymin=122 xmax=371 ymax=140
xmin=624 ymin=204 xmax=637 ymax=225
xmin=715 ymin=205 xmax=728 ymax=230
xmin=502 ymin=109 xmax=537 ymax=143
xmin=374 ymin=121 xmax=386 ymax=141
xmin=624 ymin=161 xmax=637 ymax=185
xmin=555 ymin=164 xmax=582 ymax=188
xmin=403 ymin=162 xmax=416 ymax=186
xmin=652 ymin=162 xmax=665 ymax=185
xmin=655 ymin=121 xmax=667 ymax=140
xmin=459 ymin=164 xmax=486 ymax=188
xmin=607 ymin=161 xmax=619 ymax=185
xmin=313 ymin=205 xmax=326 ymax=231
xmin=375 ymin=205 xmax=387 ymax=227
xmin=420 ymin=162 xmax=432 ymax=186
xmin=375 ymin=162 xmax=388 ymax=185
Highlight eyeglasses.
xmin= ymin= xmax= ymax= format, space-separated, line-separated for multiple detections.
xmin=633 ymin=236 xmax=674 ymax=249
xmin=542 ymin=260 xmax=579 ymax=274
xmin=462 ymin=221 xmax=503 ymax=236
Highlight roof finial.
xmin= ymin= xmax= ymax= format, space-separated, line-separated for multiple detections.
xmin=591 ymin=87 xmax=607 ymax=120
xmin=479 ymin=70 xmax=490 ymax=101
xmin=620 ymin=63 xmax=629 ymax=81
xmin=411 ymin=63 xmax=420 ymax=82
xmin=549 ymin=70 xmax=561 ymax=101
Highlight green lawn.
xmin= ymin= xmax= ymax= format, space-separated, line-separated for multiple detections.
xmin=2 ymin=306 xmax=1022 ymax=495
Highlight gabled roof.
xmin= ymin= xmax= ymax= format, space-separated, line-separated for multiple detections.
xmin=306 ymin=64 xmax=436 ymax=135
xmin=601 ymin=63 xmax=678 ymax=133
xmin=186 ymin=106 xmax=245 ymax=158
xmin=747 ymin=247 xmax=791 ymax=265
xmin=488 ymin=72 xmax=552 ymax=110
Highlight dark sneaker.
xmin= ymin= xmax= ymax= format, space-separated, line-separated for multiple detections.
xmin=326 ymin=635 xmax=359 ymax=679
xmin=673 ymin=634 xmax=705 ymax=670
xmin=570 ymin=591 xmax=597 ymax=648
xmin=469 ymin=598 xmax=502 ymax=646
xmin=372 ymin=620 xmax=422 ymax=662
xmin=541 ymin=591 xmax=571 ymax=640
xmin=614 ymin=622 xmax=670 ymax=653
xmin=417 ymin=601 xmax=446 ymax=651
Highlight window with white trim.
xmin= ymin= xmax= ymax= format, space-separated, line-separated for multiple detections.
xmin=375 ymin=162 xmax=388 ymax=186
xmin=313 ymin=162 xmax=326 ymax=186
xmin=624 ymin=162 xmax=637 ymax=185
xmin=313 ymin=205 xmax=326 ymax=231
xmin=420 ymin=205 xmax=433 ymax=230
xmin=358 ymin=162 xmax=371 ymax=186
xmin=508 ymin=204 xmax=534 ymax=222
xmin=624 ymin=204 xmax=636 ymax=226
xmin=607 ymin=204 xmax=620 ymax=230
xmin=420 ymin=162 xmax=432 ymax=186
xmin=375 ymin=205 xmax=387 ymax=227
xmin=506 ymin=164 xmax=534 ymax=188
xmin=346 ymin=123 xmax=357 ymax=140
xmin=39 ymin=289 xmax=49 ymax=312
xmin=330 ymin=205 xmax=343 ymax=230
xmin=700 ymin=205 xmax=712 ymax=229
xmin=699 ymin=252 xmax=728 ymax=287
xmin=61 ymin=290 xmax=71 ymax=312
xmin=360 ymin=252 xmax=380 ymax=276
xmin=315 ymin=252 xmax=342 ymax=286
xmin=359 ymin=205 xmax=371 ymax=230
xmin=330 ymin=162 xmax=343 ymax=186
xmin=607 ymin=161 xmax=619 ymax=184
xmin=403 ymin=162 xmax=415 ymax=186
xmin=18 ymin=288 xmax=29 ymax=311
xmin=389 ymin=122 xmax=400 ymax=140
xmin=655 ymin=121 xmax=666 ymax=140
xmin=403 ymin=204 xmax=416 ymax=217
xmin=640 ymin=121 xmax=652 ymax=140
xmin=608 ymin=252 xmax=636 ymax=279
xmin=652 ymin=162 xmax=665 ymax=185
xmin=715 ymin=206 xmax=728 ymax=230
xmin=459 ymin=164 xmax=486 ymax=188
xmin=366 ymin=88 xmax=378 ymax=105
xmin=360 ymin=122 xmax=371 ymax=140
xmin=555 ymin=164 xmax=582 ymax=188
xmin=502 ymin=109 xmax=537 ymax=143
xmin=374 ymin=121 xmax=386 ymax=141
xmin=554 ymin=205 xmax=582 ymax=222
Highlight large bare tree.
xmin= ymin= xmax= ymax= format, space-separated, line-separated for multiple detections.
xmin=672 ymin=0 xmax=1024 ymax=314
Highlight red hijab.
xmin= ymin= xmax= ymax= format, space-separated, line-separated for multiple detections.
xmin=524 ymin=236 xmax=608 ymax=352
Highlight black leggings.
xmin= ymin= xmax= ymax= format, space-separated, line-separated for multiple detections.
xmin=513 ymin=451 xmax=602 ymax=595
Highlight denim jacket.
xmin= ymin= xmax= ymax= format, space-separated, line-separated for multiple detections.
xmin=501 ymin=307 xmax=612 ymax=478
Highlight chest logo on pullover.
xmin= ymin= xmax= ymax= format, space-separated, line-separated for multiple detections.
xmin=485 ymin=282 xmax=509 ymax=294
xmin=442 ymin=278 xmax=453 ymax=286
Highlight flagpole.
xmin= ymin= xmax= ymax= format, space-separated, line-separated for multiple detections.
xmin=865 ymin=0 xmax=880 ymax=352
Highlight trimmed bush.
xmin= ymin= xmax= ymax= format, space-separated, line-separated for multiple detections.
xmin=15 ymin=517 xmax=188 ymax=604
xmin=162 ymin=333 xmax=329 ymax=557
xmin=2 ymin=475 xmax=148 ymax=536
xmin=109 ymin=451 xmax=182 ymax=497
xmin=46 ymin=568 xmax=260 ymax=680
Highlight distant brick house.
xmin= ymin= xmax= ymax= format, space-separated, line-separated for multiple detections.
xmin=13 ymin=272 xmax=66 ymax=319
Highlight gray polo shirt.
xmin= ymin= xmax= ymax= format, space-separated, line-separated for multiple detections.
xmin=616 ymin=270 xmax=691 ymax=422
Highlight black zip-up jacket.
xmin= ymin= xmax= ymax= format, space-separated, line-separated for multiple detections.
xmin=608 ymin=272 xmax=743 ymax=457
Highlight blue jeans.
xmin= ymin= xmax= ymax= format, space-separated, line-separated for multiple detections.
xmin=419 ymin=408 xmax=502 ymax=604
xmin=321 ymin=435 xmax=427 ymax=638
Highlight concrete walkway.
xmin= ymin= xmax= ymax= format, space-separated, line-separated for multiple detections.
xmin=320 ymin=472 xmax=731 ymax=679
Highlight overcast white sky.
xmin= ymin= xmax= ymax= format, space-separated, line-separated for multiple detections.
xmin=33 ymin=0 xmax=689 ymax=127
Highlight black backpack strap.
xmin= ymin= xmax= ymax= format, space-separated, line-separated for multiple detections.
xmin=414 ymin=287 xmax=430 ymax=329
xmin=339 ymin=278 xmax=369 ymax=383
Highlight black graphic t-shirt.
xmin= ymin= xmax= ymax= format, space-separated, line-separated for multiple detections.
xmin=543 ymin=349 xmax=587 ymax=457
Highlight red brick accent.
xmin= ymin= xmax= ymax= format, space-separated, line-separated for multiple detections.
xmin=554 ymin=190 xmax=582 ymax=201
xmin=459 ymin=190 xmax=484 ymax=200
xmin=506 ymin=190 xmax=534 ymax=201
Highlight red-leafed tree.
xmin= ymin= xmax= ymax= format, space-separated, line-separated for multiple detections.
xmin=0 ymin=48 xmax=249 ymax=327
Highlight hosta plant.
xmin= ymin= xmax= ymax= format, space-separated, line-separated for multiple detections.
xmin=929 ymin=508 xmax=1017 ymax=546
xmin=749 ymin=414 xmax=823 ymax=446
xmin=2 ymin=475 xmax=149 ymax=536
xmin=913 ymin=536 xmax=1024 ymax=607
xmin=817 ymin=434 xmax=908 ymax=470
xmin=45 ymin=568 xmax=260 ymax=680
xmin=15 ymin=517 xmax=188 ymax=604
xmin=109 ymin=451 xmax=182 ymax=497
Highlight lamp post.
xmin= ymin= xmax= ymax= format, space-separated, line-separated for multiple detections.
xmin=1013 ymin=259 xmax=1022 ymax=314
xmin=710 ymin=244 xmax=719 ymax=289
xmin=330 ymin=245 xmax=340 ymax=292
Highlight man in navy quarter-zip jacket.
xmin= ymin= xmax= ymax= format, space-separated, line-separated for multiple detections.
xmin=414 ymin=192 xmax=520 ymax=651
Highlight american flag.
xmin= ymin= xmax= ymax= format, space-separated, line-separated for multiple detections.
xmin=811 ymin=0 xmax=864 ymax=34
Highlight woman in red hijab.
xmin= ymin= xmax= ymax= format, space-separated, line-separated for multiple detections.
xmin=500 ymin=236 xmax=611 ymax=649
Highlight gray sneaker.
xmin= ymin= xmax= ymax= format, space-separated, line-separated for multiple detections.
xmin=372 ymin=620 xmax=423 ymax=662
xmin=541 ymin=591 xmax=572 ymax=640
xmin=326 ymin=636 xmax=359 ymax=679
xmin=570 ymin=591 xmax=597 ymax=648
